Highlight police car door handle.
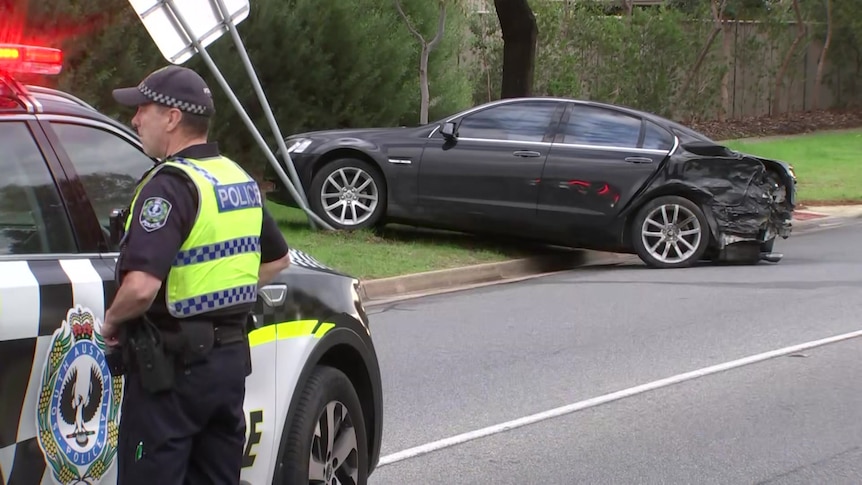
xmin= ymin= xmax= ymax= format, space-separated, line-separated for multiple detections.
xmin=259 ymin=284 xmax=287 ymax=307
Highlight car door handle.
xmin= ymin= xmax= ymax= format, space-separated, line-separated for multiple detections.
xmin=624 ymin=156 xmax=654 ymax=164
xmin=513 ymin=150 xmax=542 ymax=158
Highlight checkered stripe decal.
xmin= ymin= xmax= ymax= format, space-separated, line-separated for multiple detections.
xmin=138 ymin=82 xmax=211 ymax=115
xmin=173 ymin=236 xmax=261 ymax=267
xmin=0 ymin=258 xmax=110 ymax=485
xmin=170 ymin=284 xmax=258 ymax=318
xmin=289 ymin=248 xmax=333 ymax=271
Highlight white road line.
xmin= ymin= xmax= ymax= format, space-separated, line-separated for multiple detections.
xmin=378 ymin=329 xmax=862 ymax=468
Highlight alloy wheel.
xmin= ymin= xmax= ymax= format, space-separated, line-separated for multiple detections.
xmin=309 ymin=401 xmax=360 ymax=485
xmin=320 ymin=167 xmax=379 ymax=226
xmin=640 ymin=203 xmax=702 ymax=264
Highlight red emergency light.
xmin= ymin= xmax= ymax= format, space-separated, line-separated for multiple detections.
xmin=0 ymin=44 xmax=63 ymax=75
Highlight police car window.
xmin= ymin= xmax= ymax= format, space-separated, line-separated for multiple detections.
xmin=50 ymin=122 xmax=155 ymax=229
xmin=0 ymin=122 xmax=76 ymax=255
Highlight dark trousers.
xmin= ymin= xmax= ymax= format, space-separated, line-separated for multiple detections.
xmin=117 ymin=342 xmax=248 ymax=485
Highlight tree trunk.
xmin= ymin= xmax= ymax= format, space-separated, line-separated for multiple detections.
xmin=494 ymin=0 xmax=538 ymax=98
xmin=773 ymin=0 xmax=806 ymax=115
xmin=419 ymin=44 xmax=430 ymax=124
xmin=813 ymin=0 xmax=832 ymax=110
xmin=622 ymin=0 xmax=634 ymax=17
xmin=719 ymin=22 xmax=732 ymax=121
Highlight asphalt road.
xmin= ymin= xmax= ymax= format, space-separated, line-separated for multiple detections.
xmin=366 ymin=219 xmax=862 ymax=484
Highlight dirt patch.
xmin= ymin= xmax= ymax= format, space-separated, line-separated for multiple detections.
xmin=686 ymin=108 xmax=862 ymax=141
xmin=793 ymin=211 xmax=828 ymax=221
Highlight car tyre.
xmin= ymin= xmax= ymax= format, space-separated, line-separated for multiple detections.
xmin=280 ymin=366 xmax=369 ymax=485
xmin=632 ymin=195 xmax=710 ymax=269
xmin=310 ymin=158 xmax=386 ymax=230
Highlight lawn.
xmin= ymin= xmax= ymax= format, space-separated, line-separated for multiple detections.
xmin=268 ymin=202 xmax=551 ymax=280
xmin=723 ymin=129 xmax=862 ymax=205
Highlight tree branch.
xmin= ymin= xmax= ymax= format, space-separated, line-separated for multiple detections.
xmin=393 ymin=0 xmax=425 ymax=44
xmin=677 ymin=0 xmax=727 ymax=104
xmin=813 ymin=0 xmax=832 ymax=110
xmin=773 ymin=0 xmax=806 ymax=114
xmin=427 ymin=2 xmax=447 ymax=51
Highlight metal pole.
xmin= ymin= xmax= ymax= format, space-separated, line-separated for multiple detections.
xmin=162 ymin=0 xmax=334 ymax=230
xmin=210 ymin=0 xmax=311 ymax=213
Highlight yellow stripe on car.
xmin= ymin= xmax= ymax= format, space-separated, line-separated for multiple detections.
xmin=248 ymin=320 xmax=334 ymax=347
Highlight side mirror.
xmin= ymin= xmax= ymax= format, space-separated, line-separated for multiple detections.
xmin=440 ymin=121 xmax=457 ymax=139
xmin=109 ymin=208 xmax=128 ymax=248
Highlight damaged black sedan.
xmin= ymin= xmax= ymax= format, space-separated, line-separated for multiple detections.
xmin=265 ymin=97 xmax=797 ymax=269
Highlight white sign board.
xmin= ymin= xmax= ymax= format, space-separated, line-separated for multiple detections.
xmin=128 ymin=0 xmax=250 ymax=64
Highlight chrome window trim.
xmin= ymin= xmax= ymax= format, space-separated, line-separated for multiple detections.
xmin=457 ymin=137 xmax=551 ymax=147
xmin=551 ymin=142 xmax=670 ymax=155
xmin=449 ymin=137 xmax=669 ymax=155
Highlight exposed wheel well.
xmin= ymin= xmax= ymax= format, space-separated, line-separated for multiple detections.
xmin=313 ymin=148 xmax=385 ymax=183
xmin=317 ymin=344 xmax=377 ymax=466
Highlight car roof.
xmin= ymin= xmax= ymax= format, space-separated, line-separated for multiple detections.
xmin=0 ymin=73 xmax=139 ymax=140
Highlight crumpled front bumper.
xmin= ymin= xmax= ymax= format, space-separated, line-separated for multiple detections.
xmin=705 ymin=156 xmax=796 ymax=249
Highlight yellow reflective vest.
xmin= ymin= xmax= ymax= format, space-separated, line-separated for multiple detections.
xmin=125 ymin=155 xmax=263 ymax=318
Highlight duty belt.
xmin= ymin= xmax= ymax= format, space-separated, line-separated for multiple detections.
xmin=213 ymin=325 xmax=246 ymax=346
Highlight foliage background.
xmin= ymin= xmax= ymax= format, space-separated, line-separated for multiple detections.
xmin=3 ymin=0 xmax=859 ymax=174
xmin=10 ymin=0 xmax=473 ymax=173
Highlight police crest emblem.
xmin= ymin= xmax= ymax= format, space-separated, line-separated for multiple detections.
xmin=139 ymin=196 xmax=172 ymax=232
xmin=35 ymin=305 xmax=124 ymax=485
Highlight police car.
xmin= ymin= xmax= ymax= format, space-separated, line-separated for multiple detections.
xmin=0 ymin=44 xmax=382 ymax=485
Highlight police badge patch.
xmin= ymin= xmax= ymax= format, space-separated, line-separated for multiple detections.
xmin=35 ymin=305 xmax=123 ymax=485
xmin=139 ymin=196 xmax=172 ymax=232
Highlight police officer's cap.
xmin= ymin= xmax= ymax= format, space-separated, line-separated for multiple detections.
xmin=112 ymin=66 xmax=215 ymax=117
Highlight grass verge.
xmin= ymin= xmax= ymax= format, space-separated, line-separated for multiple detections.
xmin=268 ymin=202 xmax=552 ymax=280
xmin=724 ymin=129 xmax=862 ymax=205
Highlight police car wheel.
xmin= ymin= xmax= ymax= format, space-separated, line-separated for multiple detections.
xmin=309 ymin=158 xmax=386 ymax=230
xmin=280 ymin=365 xmax=369 ymax=484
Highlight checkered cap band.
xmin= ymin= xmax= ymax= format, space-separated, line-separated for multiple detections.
xmin=139 ymin=82 xmax=211 ymax=115
xmin=173 ymin=237 xmax=261 ymax=267
xmin=170 ymin=284 xmax=258 ymax=317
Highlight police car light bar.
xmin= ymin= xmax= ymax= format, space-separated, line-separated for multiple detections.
xmin=0 ymin=44 xmax=63 ymax=75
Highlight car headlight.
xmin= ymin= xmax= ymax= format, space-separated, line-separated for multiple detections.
xmin=287 ymin=138 xmax=313 ymax=154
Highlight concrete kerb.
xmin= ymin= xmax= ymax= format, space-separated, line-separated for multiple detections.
xmin=792 ymin=205 xmax=862 ymax=232
xmin=358 ymin=206 xmax=862 ymax=306
xmin=359 ymin=250 xmax=630 ymax=306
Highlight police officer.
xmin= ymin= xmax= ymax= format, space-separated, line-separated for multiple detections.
xmin=101 ymin=65 xmax=291 ymax=484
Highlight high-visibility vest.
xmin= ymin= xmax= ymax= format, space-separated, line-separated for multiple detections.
xmin=125 ymin=156 xmax=263 ymax=318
